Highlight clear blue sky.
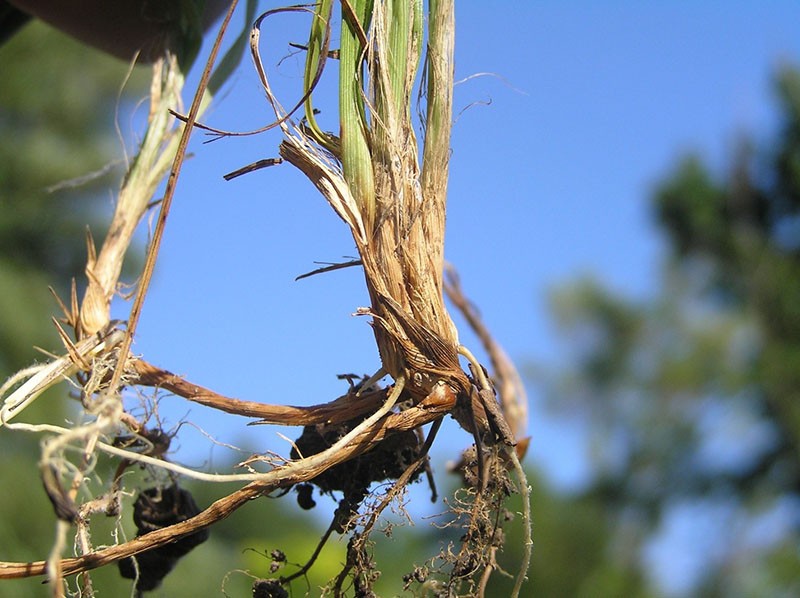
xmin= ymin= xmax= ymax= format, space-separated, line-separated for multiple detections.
xmin=112 ymin=3 xmax=800 ymax=593
xmin=128 ymin=0 xmax=800 ymax=472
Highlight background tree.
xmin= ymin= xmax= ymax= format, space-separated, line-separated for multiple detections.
xmin=542 ymin=66 xmax=800 ymax=596
xmin=0 ymin=23 xmax=144 ymax=370
xmin=0 ymin=19 xmax=146 ymax=597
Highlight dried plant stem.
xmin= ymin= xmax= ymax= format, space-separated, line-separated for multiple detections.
xmin=79 ymin=55 xmax=185 ymax=337
xmin=0 ymin=376 xmax=410 ymax=581
xmin=0 ymin=326 xmax=124 ymax=428
xmin=133 ymin=359 xmax=388 ymax=423
xmin=277 ymin=0 xmax=466 ymax=412
xmin=131 ymin=359 xmax=457 ymax=438
xmin=445 ymin=265 xmax=528 ymax=441
xmin=358 ymin=0 xmax=462 ymax=399
xmin=106 ymin=0 xmax=239 ymax=393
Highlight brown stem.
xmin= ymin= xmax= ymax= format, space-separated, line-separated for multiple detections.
xmin=445 ymin=265 xmax=529 ymax=446
xmin=0 ymin=382 xmax=459 ymax=581
xmin=131 ymin=359 xmax=387 ymax=425
xmin=106 ymin=0 xmax=240 ymax=392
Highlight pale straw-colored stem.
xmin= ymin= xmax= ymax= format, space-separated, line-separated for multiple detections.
xmin=79 ymin=55 xmax=185 ymax=336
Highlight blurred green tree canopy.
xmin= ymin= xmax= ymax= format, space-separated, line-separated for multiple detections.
xmin=0 ymin=19 xmax=148 ymax=373
xmin=0 ymin=18 xmax=146 ymax=597
xmin=543 ymin=67 xmax=800 ymax=596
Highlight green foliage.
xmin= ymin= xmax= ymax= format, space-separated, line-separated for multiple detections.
xmin=0 ymin=19 xmax=146 ymax=597
xmin=543 ymin=66 xmax=800 ymax=595
xmin=0 ymin=21 xmax=147 ymax=375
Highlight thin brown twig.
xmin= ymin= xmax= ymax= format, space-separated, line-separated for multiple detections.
xmin=0 ymin=374 xmax=427 ymax=581
xmin=249 ymin=6 xmax=331 ymax=135
xmin=168 ymin=4 xmax=334 ymax=143
xmin=168 ymin=108 xmax=278 ymax=140
xmin=295 ymin=258 xmax=362 ymax=281
xmin=107 ymin=0 xmax=240 ymax=394
xmin=131 ymin=359 xmax=386 ymax=425
xmin=444 ymin=264 xmax=529 ymax=447
xmin=222 ymin=157 xmax=283 ymax=181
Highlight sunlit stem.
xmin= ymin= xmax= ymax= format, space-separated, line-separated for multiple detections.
xmin=302 ymin=0 xmax=337 ymax=152
xmin=339 ymin=0 xmax=376 ymax=233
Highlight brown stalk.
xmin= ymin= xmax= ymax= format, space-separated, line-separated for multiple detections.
xmin=358 ymin=1 xmax=463 ymax=401
xmin=445 ymin=265 xmax=529 ymax=445
xmin=0 ymin=386 xmax=455 ymax=582
xmin=130 ymin=359 xmax=455 ymax=435
xmin=131 ymin=359 xmax=387 ymax=425
xmin=276 ymin=1 xmax=470 ymax=414
xmin=106 ymin=0 xmax=240 ymax=393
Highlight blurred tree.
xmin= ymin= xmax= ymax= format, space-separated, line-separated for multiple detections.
xmin=542 ymin=67 xmax=800 ymax=596
xmin=0 ymin=20 xmax=148 ymax=372
xmin=0 ymin=19 xmax=147 ymax=597
xmin=463 ymin=470 xmax=651 ymax=598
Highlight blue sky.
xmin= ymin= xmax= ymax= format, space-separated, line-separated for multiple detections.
xmin=109 ymin=3 xmax=800 ymax=592
xmin=126 ymin=0 xmax=800 ymax=473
